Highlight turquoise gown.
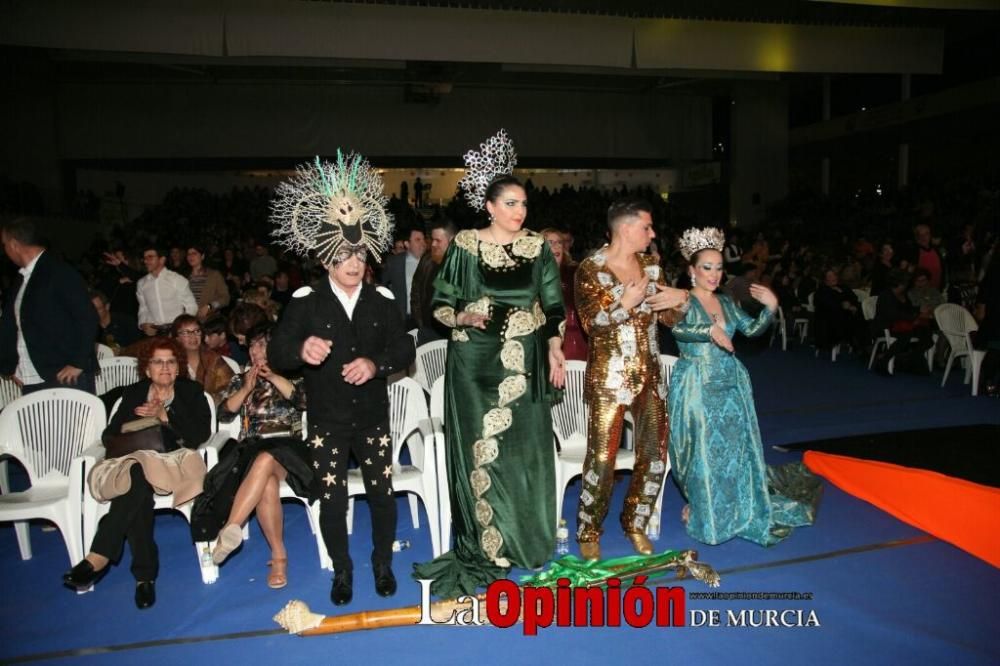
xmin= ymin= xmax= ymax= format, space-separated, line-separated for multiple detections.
xmin=668 ymin=295 xmax=821 ymax=546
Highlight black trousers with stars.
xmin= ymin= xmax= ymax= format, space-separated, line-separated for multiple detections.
xmin=311 ymin=419 xmax=397 ymax=573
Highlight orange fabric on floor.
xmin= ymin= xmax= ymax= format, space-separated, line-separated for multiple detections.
xmin=804 ymin=451 xmax=1000 ymax=569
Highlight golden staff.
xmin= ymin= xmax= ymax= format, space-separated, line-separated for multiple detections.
xmin=274 ymin=549 xmax=719 ymax=636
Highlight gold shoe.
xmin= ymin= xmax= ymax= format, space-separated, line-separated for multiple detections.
xmin=211 ymin=524 xmax=243 ymax=565
xmin=627 ymin=532 xmax=654 ymax=555
xmin=579 ymin=541 xmax=601 ymax=561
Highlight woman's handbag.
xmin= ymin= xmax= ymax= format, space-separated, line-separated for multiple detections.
xmin=105 ymin=417 xmax=166 ymax=458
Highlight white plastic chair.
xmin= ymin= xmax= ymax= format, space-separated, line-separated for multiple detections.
xmin=95 ymin=357 xmax=139 ymax=396
xmin=412 ymin=340 xmax=447 ymax=394
xmin=325 ymin=377 xmax=438 ymax=570
xmin=792 ymin=292 xmax=813 ymax=343
xmin=220 ymin=356 xmax=241 ymax=374
xmin=0 ymin=389 xmax=106 ymax=566
xmin=0 ymin=376 xmax=22 ymax=411
xmin=95 ymin=344 xmax=114 ymax=360
xmin=552 ymin=360 xmax=634 ymax=526
xmin=429 ymin=376 xmax=450 ymax=553
xmin=769 ymin=306 xmax=788 ymax=351
xmin=935 ymin=304 xmax=983 ymax=392
xmin=81 ymin=392 xmax=223 ymax=584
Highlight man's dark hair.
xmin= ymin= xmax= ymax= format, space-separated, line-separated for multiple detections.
xmin=2 ymin=217 xmax=45 ymax=247
xmin=202 ymin=313 xmax=228 ymax=336
xmin=607 ymin=198 xmax=653 ymax=232
xmin=142 ymin=244 xmax=168 ymax=259
xmin=88 ymin=288 xmax=109 ymax=306
xmin=428 ymin=218 xmax=458 ymax=239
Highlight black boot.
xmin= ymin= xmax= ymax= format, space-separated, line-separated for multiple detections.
xmin=331 ymin=569 xmax=353 ymax=606
xmin=373 ymin=561 xmax=396 ymax=597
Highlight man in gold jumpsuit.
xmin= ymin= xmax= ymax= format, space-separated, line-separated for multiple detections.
xmin=574 ymin=199 xmax=688 ymax=560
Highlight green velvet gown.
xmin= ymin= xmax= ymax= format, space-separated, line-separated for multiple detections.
xmin=412 ymin=229 xmax=565 ymax=598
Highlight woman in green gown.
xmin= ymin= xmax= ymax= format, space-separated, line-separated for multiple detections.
xmin=413 ymin=175 xmax=566 ymax=597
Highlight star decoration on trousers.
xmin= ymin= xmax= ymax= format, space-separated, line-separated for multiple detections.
xmin=378 ymin=434 xmax=391 ymax=448
xmin=342 ymin=479 xmax=347 ymax=486
xmin=369 ymin=478 xmax=377 ymax=486
xmin=364 ymin=458 xmax=372 ymax=465
xmin=323 ymin=472 xmax=337 ymax=486
xmin=382 ymin=465 xmax=392 ymax=479
xmin=323 ymin=493 xmax=331 ymax=500
xmin=329 ymin=460 xmax=336 ymax=468
xmin=366 ymin=437 xmax=374 ymax=444
xmin=312 ymin=435 xmax=325 ymax=449
xmin=378 ymin=449 xmax=385 ymax=457
xmin=331 ymin=447 xmax=339 ymax=455
xmin=313 ymin=461 xmax=319 ymax=469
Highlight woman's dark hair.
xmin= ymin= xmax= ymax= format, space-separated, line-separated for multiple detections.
xmin=137 ymin=337 xmax=188 ymax=378
xmin=483 ymin=175 xmax=523 ymax=207
xmin=245 ymin=321 xmax=274 ymax=347
xmin=688 ymin=247 xmax=725 ymax=268
xmin=228 ymin=302 xmax=269 ymax=339
xmin=202 ymin=313 xmax=228 ymax=337
xmin=188 ymin=244 xmax=206 ymax=256
xmin=171 ymin=314 xmax=200 ymax=338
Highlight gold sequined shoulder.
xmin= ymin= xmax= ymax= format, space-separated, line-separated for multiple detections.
xmin=454 ymin=229 xmax=479 ymax=255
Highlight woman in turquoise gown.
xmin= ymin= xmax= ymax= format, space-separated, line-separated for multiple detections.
xmin=668 ymin=232 xmax=820 ymax=546
xmin=413 ymin=175 xmax=566 ymax=597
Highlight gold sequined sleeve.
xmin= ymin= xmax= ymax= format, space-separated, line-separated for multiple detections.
xmin=574 ymin=257 xmax=632 ymax=337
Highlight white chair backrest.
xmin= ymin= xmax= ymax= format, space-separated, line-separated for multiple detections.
xmin=805 ymin=292 xmax=815 ymax=313
xmin=430 ymin=375 xmax=444 ymax=421
xmin=552 ymin=360 xmax=588 ymax=442
xmin=861 ymin=296 xmax=878 ymax=321
xmin=220 ymin=356 xmax=242 ymax=374
xmin=413 ymin=340 xmax=448 ymax=393
xmin=0 ymin=376 xmax=23 ymax=411
xmin=96 ymin=357 xmax=139 ymax=396
xmin=659 ymin=354 xmax=679 ymax=396
xmin=0 ymin=389 xmax=105 ymax=480
xmin=387 ymin=377 xmax=430 ymax=469
xmin=852 ymin=288 xmax=870 ymax=302
xmin=407 ymin=329 xmax=419 ymax=343
xmin=96 ymin=343 xmax=115 ymax=360
xmin=934 ymin=303 xmax=977 ymax=350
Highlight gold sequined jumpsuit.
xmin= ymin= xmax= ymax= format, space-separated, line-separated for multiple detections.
xmin=574 ymin=248 xmax=684 ymax=543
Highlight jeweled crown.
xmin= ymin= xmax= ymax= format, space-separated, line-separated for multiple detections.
xmin=458 ymin=129 xmax=518 ymax=211
xmin=678 ymin=227 xmax=726 ymax=260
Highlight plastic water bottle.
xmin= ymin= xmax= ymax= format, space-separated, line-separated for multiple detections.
xmin=647 ymin=514 xmax=661 ymax=541
xmin=392 ymin=539 xmax=411 ymax=552
xmin=555 ymin=519 xmax=570 ymax=555
xmin=200 ymin=546 xmax=214 ymax=568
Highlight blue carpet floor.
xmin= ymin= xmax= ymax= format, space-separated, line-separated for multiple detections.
xmin=2 ymin=344 xmax=998 ymax=665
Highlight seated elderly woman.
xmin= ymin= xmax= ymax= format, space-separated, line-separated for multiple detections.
xmin=193 ymin=322 xmax=309 ymax=589
xmin=62 ymin=337 xmax=212 ymax=609
xmin=814 ymin=268 xmax=870 ymax=355
xmin=172 ymin=314 xmax=234 ymax=405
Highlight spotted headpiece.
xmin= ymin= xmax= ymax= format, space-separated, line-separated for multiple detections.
xmin=458 ymin=129 xmax=518 ymax=211
xmin=678 ymin=227 xmax=726 ymax=261
xmin=270 ymin=151 xmax=393 ymax=265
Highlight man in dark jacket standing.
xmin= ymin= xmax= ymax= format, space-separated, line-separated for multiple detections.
xmin=0 ymin=217 xmax=98 ymax=394
xmin=269 ymin=245 xmax=414 ymax=606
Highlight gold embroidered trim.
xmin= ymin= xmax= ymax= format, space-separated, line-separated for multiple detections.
xmin=434 ymin=305 xmax=457 ymax=328
xmin=504 ymin=309 xmax=537 ymax=340
xmin=473 ymin=437 xmax=499 ymax=467
xmin=482 ymin=407 xmax=512 ymax=439
xmin=481 ymin=526 xmax=504 ymax=562
xmin=512 ymin=233 xmax=543 ymax=259
xmin=497 ymin=375 xmax=526 ymax=408
xmin=464 ymin=296 xmax=491 ymax=318
xmin=470 ymin=469 xmax=492 ymax=498
xmin=454 ymin=229 xmax=479 ymax=255
xmin=533 ymin=301 xmax=546 ymax=328
xmin=500 ymin=340 xmax=525 ymax=373
xmin=480 ymin=242 xmax=516 ymax=269
xmin=451 ymin=328 xmax=469 ymax=342
xmin=475 ymin=499 xmax=494 ymax=527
